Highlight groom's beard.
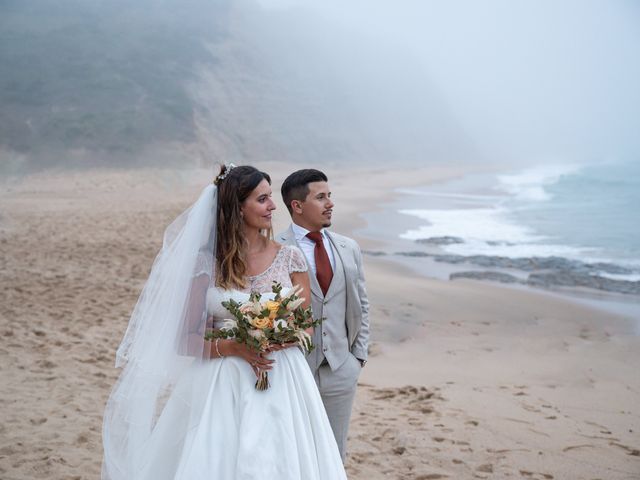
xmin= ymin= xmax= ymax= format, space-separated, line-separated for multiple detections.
xmin=322 ymin=210 xmax=333 ymax=228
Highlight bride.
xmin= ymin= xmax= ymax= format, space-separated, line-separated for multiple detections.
xmin=102 ymin=165 xmax=347 ymax=479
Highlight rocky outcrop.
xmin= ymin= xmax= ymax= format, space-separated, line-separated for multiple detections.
xmin=449 ymin=271 xmax=520 ymax=284
xmin=369 ymin=250 xmax=640 ymax=295
xmin=415 ymin=236 xmax=464 ymax=245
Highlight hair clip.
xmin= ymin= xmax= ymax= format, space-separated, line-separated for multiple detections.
xmin=213 ymin=163 xmax=237 ymax=185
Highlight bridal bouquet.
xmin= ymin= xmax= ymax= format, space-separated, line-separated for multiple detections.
xmin=205 ymin=282 xmax=320 ymax=390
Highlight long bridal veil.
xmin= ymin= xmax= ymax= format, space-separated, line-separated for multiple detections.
xmin=102 ymin=184 xmax=217 ymax=480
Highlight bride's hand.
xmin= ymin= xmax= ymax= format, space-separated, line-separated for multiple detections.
xmin=265 ymin=342 xmax=299 ymax=353
xmin=226 ymin=342 xmax=274 ymax=378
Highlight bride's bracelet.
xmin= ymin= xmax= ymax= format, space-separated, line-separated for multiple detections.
xmin=214 ymin=338 xmax=224 ymax=358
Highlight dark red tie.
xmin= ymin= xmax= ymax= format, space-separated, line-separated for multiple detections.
xmin=306 ymin=231 xmax=333 ymax=296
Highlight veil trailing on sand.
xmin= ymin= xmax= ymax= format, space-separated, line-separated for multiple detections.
xmin=102 ymin=184 xmax=217 ymax=480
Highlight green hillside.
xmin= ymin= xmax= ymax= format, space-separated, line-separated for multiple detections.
xmin=0 ymin=0 xmax=228 ymax=170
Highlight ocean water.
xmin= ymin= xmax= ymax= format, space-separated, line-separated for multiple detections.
xmin=398 ymin=161 xmax=640 ymax=281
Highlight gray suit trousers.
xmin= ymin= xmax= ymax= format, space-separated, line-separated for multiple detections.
xmin=314 ymin=353 xmax=362 ymax=461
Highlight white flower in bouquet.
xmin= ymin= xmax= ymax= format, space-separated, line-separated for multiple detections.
xmin=295 ymin=330 xmax=313 ymax=352
xmin=285 ymin=297 xmax=305 ymax=311
xmin=221 ymin=319 xmax=238 ymax=331
xmin=239 ymin=302 xmax=254 ymax=315
xmin=247 ymin=329 xmax=266 ymax=340
xmin=239 ymin=301 xmax=263 ymax=316
xmin=273 ymin=318 xmax=288 ymax=331
xmin=281 ymin=285 xmax=303 ymax=300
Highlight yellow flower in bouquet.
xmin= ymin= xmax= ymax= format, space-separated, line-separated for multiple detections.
xmin=252 ymin=316 xmax=272 ymax=330
xmin=265 ymin=300 xmax=281 ymax=320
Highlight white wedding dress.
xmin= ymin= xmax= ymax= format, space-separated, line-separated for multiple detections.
xmin=135 ymin=245 xmax=347 ymax=480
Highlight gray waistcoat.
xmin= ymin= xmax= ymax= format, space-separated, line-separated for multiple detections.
xmin=307 ymin=241 xmax=350 ymax=371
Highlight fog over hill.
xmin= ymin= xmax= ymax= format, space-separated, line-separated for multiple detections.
xmin=1 ymin=0 xmax=638 ymax=173
xmin=0 ymin=0 xmax=478 ymax=173
xmin=0 ymin=0 xmax=228 ymax=171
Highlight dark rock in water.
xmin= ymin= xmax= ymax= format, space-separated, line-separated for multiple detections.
xmin=391 ymin=250 xmax=639 ymax=295
xmin=416 ymin=236 xmax=464 ymax=245
xmin=396 ymin=251 xmax=431 ymax=258
xmin=587 ymin=262 xmax=634 ymax=275
xmin=363 ymin=250 xmax=388 ymax=257
xmin=486 ymin=240 xmax=516 ymax=246
xmin=455 ymin=255 xmax=584 ymax=272
xmin=436 ymin=254 xmax=468 ymax=264
xmin=527 ymin=273 xmax=640 ymax=295
xmin=450 ymin=271 xmax=520 ymax=284
xmin=396 ymin=252 xmax=635 ymax=276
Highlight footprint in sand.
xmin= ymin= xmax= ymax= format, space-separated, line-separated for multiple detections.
xmin=561 ymin=444 xmax=594 ymax=452
xmin=609 ymin=442 xmax=640 ymax=456
xmin=392 ymin=446 xmax=406 ymax=455
xmin=519 ymin=470 xmax=554 ymax=479
xmin=584 ymin=419 xmax=612 ymax=434
xmin=503 ymin=417 xmax=533 ymax=425
xmin=373 ymin=389 xmax=397 ymax=400
xmin=521 ymin=403 xmax=541 ymax=413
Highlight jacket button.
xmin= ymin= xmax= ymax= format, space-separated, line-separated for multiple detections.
xmin=323 ymin=347 xmax=327 ymax=352
xmin=322 ymin=331 xmax=327 ymax=336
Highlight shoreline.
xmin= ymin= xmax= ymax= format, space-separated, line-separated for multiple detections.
xmin=350 ymin=166 xmax=640 ymax=322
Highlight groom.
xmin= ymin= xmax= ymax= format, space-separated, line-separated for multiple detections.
xmin=278 ymin=169 xmax=370 ymax=461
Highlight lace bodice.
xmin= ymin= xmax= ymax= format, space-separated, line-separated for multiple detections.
xmin=206 ymin=245 xmax=308 ymax=321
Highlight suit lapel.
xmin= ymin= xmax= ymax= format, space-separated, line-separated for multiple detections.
xmin=324 ymin=232 xmax=347 ymax=302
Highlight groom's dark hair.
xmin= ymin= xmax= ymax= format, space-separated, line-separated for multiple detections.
xmin=281 ymin=169 xmax=328 ymax=214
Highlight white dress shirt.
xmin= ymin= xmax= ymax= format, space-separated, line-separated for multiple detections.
xmin=291 ymin=223 xmax=336 ymax=275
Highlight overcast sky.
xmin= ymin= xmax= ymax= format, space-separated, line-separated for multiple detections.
xmin=252 ymin=0 xmax=640 ymax=164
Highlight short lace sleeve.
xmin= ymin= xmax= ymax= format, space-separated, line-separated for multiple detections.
xmin=287 ymin=245 xmax=308 ymax=274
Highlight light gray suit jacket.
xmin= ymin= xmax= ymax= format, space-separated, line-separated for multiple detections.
xmin=277 ymin=225 xmax=370 ymax=371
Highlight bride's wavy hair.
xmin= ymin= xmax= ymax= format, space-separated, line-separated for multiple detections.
xmin=215 ymin=164 xmax=272 ymax=289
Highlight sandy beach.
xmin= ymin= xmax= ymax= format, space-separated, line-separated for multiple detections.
xmin=1 ymin=164 xmax=639 ymax=480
